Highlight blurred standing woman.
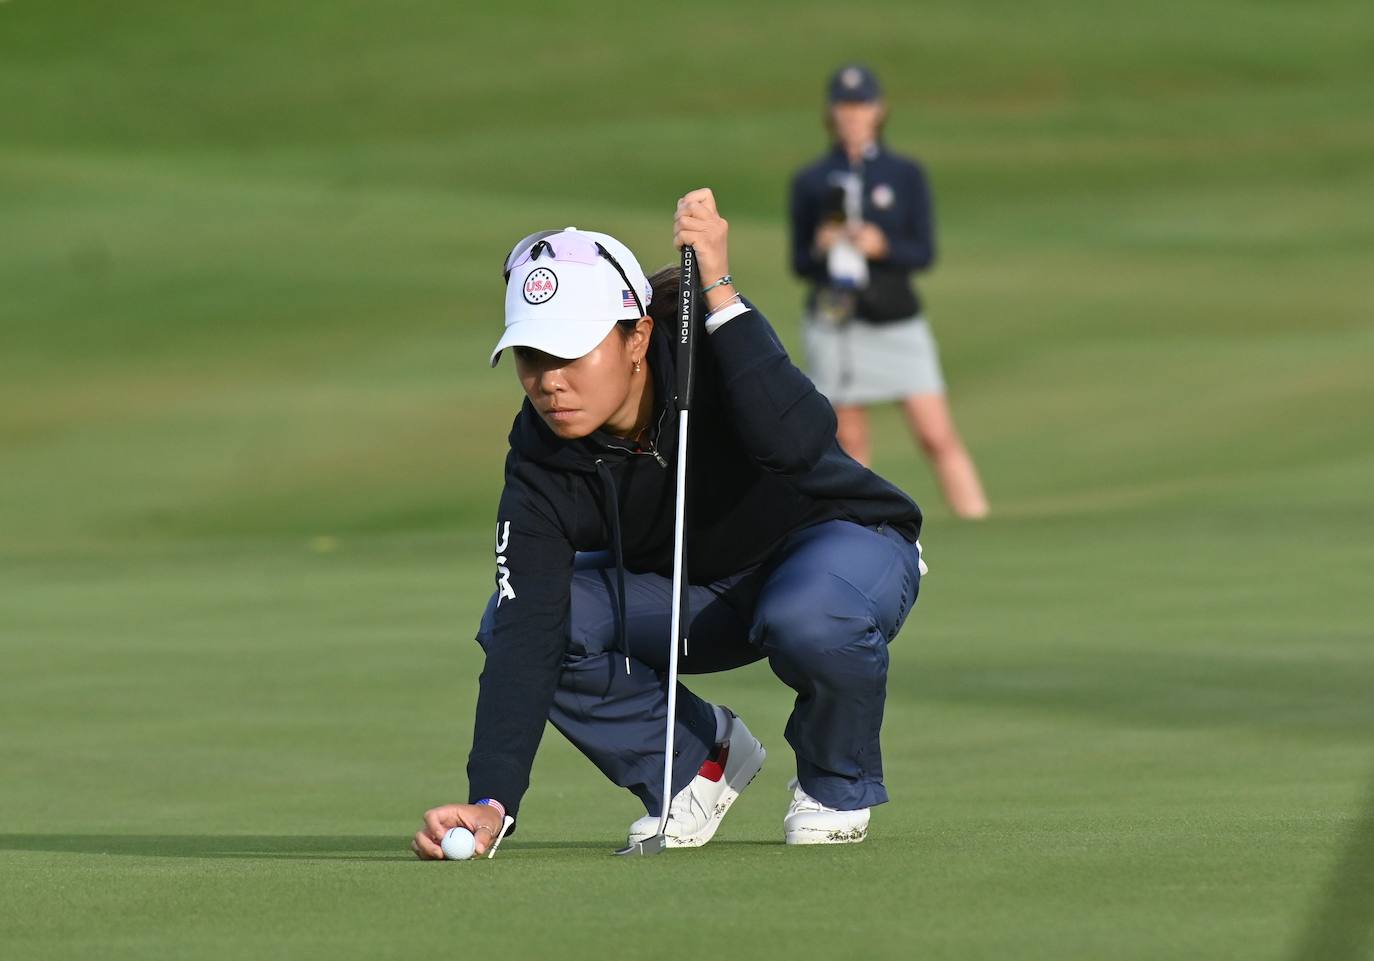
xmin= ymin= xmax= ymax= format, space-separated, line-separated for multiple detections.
xmin=790 ymin=63 xmax=989 ymax=519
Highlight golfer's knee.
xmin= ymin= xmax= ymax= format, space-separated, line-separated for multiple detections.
xmin=754 ymin=594 xmax=871 ymax=672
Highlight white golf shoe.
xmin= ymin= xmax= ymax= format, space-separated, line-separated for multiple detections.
xmin=783 ymin=778 xmax=870 ymax=845
xmin=626 ymin=709 xmax=765 ymax=849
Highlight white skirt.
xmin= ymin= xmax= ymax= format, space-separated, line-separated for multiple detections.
xmin=803 ymin=313 xmax=947 ymax=405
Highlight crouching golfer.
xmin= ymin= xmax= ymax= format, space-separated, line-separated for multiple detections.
xmin=413 ymin=189 xmax=925 ymax=858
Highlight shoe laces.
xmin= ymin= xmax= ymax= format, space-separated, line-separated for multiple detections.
xmin=788 ymin=779 xmax=831 ymax=814
xmin=661 ymin=741 xmax=729 ymax=825
xmin=667 ymin=787 xmax=708 ymax=823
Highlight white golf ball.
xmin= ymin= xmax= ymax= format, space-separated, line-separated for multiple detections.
xmin=440 ymin=826 xmax=476 ymax=861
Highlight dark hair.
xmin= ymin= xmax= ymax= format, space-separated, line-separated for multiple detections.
xmin=615 ymin=265 xmax=680 ymax=339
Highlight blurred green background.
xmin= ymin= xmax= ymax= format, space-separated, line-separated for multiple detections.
xmin=2 ymin=1 xmax=1372 ymax=959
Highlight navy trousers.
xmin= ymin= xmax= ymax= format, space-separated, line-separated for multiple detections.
xmin=477 ymin=519 xmax=922 ymax=814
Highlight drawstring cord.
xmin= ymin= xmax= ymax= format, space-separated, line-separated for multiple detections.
xmin=594 ymin=460 xmax=631 ymax=675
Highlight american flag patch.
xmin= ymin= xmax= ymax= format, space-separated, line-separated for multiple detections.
xmin=622 ymin=290 xmax=637 ymax=309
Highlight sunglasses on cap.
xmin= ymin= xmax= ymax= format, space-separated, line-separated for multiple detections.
xmin=502 ymin=231 xmax=646 ymax=316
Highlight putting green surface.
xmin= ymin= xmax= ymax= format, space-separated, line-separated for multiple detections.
xmin=2 ymin=2 xmax=1372 ymax=959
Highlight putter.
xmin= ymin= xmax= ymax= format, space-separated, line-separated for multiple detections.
xmin=614 ymin=242 xmax=701 ymax=857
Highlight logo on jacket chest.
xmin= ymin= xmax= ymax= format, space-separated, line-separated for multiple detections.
xmin=871 ymin=183 xmax=895 ymax=210
xmin=495 ymin=521 xmax=516 ymax=605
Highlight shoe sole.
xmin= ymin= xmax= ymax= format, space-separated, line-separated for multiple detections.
xmin=631 ymin=739 xmax=766 ymax=849
xmin=784 ymin=824 xmax=868 ymax=845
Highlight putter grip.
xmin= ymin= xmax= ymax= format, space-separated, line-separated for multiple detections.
xmin=676 ymin=245 xmax=699 ymax=412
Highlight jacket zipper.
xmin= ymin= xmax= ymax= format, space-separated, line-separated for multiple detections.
xmin=603 ymin=405 xmax=670 ymax=468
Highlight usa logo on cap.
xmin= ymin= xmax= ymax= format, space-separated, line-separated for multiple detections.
xmin=523 ymin=267 xmax=557 ymax=304
xmin=842 ymin=67 xmax=863 ymax=89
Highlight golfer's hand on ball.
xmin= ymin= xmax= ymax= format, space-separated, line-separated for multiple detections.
xmin=412 ymin=803 xmax=503 ymax=860
xmin=674 ymin=188 xmax=734 ymax=309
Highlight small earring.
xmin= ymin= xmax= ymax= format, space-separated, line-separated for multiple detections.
xmin=633 ymin=361 xmax=642 ymax=374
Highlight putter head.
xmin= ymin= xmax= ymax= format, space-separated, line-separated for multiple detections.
xmin=613 ymin=833 xmax=667 ymax=857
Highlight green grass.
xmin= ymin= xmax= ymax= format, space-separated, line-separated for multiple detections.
xmin=2 ymin=1 xmax=1373 ymax=959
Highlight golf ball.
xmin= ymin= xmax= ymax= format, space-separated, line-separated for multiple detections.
xmin=440 ymin=826 xmax=477 ymax=861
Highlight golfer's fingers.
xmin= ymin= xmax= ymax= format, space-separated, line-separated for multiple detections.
xmin=678 ymin=187 xmax=717 ymax=214
xmin=423 ymin=808 xmax=455 ymax=842
xmin=412 ymin=830 xmax=443 ymax=860
xmin=471 ymin=826 xmax=493 ymax=856
xmin=674 ymin=209 xmax=724 ymax=235
xmin=675 ymin=211 xmax=725 ymax=232
xmin=674 ymin=227 xmax=708 ymax=250
xmin=674 ymin=215 xmax=728 ymax=250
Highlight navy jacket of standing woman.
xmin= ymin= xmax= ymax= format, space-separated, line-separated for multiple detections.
xmin=789 ymin=143 xmax=937 ymax=322
xmin=466 ymin=281 xmax=923 ymax=820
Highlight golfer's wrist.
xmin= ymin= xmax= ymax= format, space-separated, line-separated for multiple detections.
xmin=704 ymin=295 xmax=748 ymax=334
xmin=704 ymin=282 xmax=738 ymax=313
xmin=476 ymin=797 xmax=506 ymax=820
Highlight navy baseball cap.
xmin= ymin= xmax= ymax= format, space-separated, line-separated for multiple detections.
xmin=827 ymin=64 xmax=882 ymax=103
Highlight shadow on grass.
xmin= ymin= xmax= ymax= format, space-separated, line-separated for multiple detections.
xmin=1287 ymin=768 xmax=1374 ymax=961
xmin=515 ymin=840 xmax=781 ymax=851
xmin=0 ymin=834 xmax=609 ymax=861
xmin=0 ymin=835 xmax=786 ymax=862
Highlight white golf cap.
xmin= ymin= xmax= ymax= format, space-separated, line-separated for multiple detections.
xmin=490 ymin=226 xmax=652 ymax=367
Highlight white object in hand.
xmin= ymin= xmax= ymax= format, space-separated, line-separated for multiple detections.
xmin=827 ymin=238 xmax=868 ymax=289
xmin=440 ymin=826 xmax=477 ymax=861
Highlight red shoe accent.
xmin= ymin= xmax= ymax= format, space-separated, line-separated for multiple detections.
xmin=697 ymin=744 xmax=729 ymax=782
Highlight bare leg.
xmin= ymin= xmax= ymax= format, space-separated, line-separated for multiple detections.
xmin=834 ymin=405 xmax=872 ymax=466
xmin=901 ymin=393 xmax=989 ymax=519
